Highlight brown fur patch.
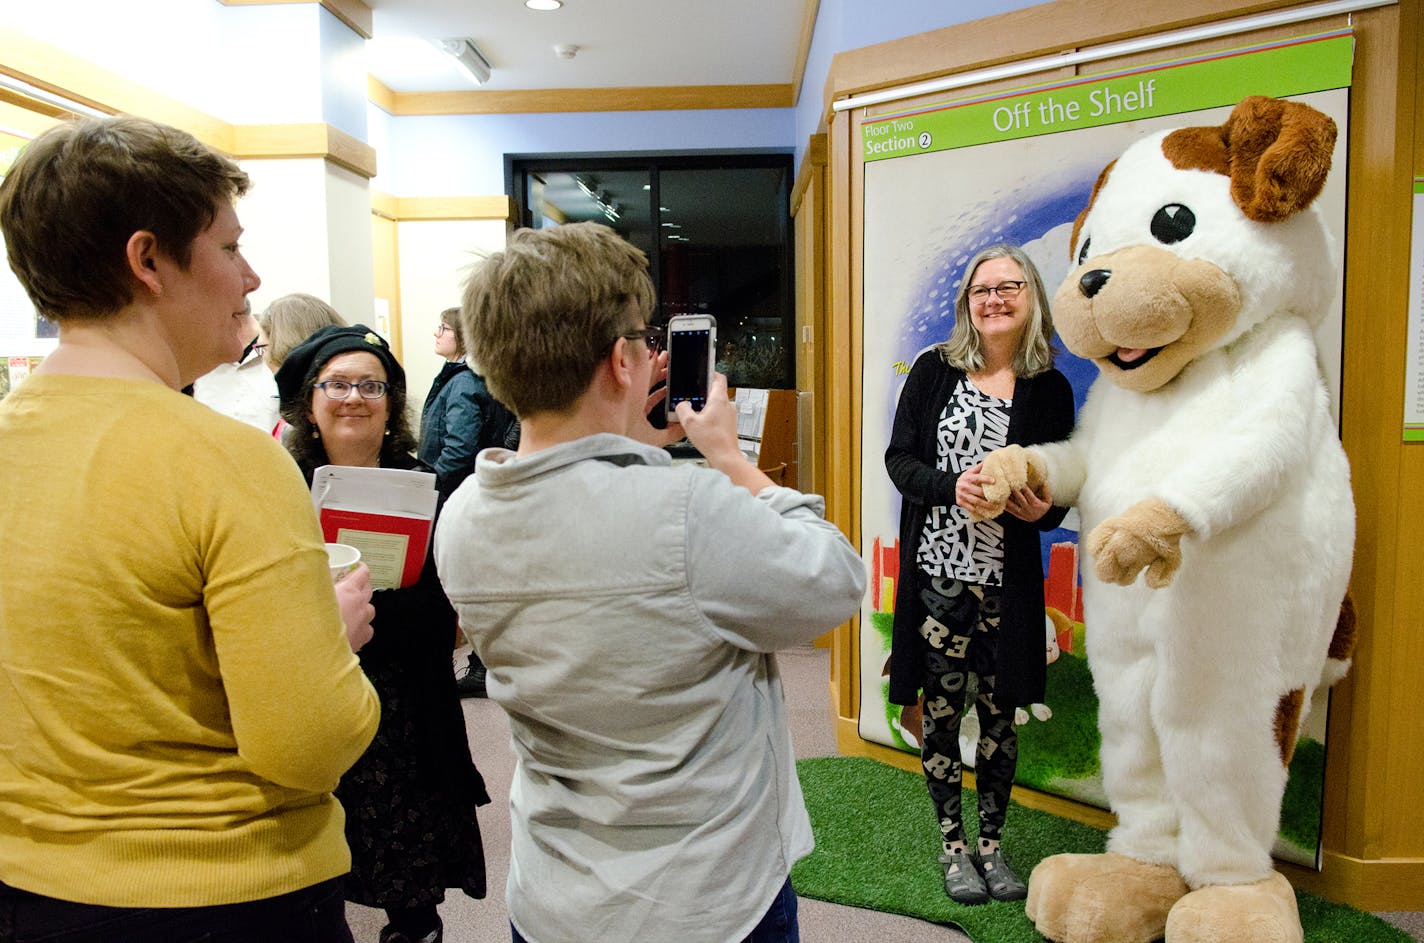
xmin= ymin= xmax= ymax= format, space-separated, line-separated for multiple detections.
xmin=1162 ymin=125 xmax=1230 ymax=176
xmin=1070 ymin=159 xmax=1116 ymax=259
xmin=1274 ymin=688 xmax=1305 ymax=766
xmin=1329 ymin=592 xmax=1357 ymax=661
xmin=1162 ymin=95 xmax=1336 ymax=223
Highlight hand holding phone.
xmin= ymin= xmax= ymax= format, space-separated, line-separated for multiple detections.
xmin=676 ymin=373 xmax=776 ymax=494
xmin=665 ymin=314 xmax=716 ymax=421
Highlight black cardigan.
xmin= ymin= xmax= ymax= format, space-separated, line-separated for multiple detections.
xmin=884 ymin=349 xmax=1075 ymax=708
xmin=301 ymin=453 xmax=489 ymax=805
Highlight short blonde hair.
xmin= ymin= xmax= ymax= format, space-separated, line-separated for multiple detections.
xmin=258 ymin=293 xmax=345 ymax=370
xmin=938 ymin=244 xmax=1057 ymax=377
xmin=459 ymin=223 xmax=654 ymax=416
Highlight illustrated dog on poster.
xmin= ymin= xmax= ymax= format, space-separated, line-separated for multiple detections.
xmin=973 ymin=96 xmax=1356 ymax=943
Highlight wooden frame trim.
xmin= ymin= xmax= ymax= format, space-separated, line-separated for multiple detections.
xmin=0 ymin=27 xmax=377 ymax=179
xmin=0 ymin=28 xmax=225 ymax=142
xmin=368 ymin=75 xmax=398 ymax=115
xmin=217 ymin=0 xmax=373 ymax=39
xmin=229 ymin=123 xmax=378 ymax=178
xmin=818 ymin=0 xmax=1355 ymax=128
xmin=381 ymin=84 xmax=793 ymax=116
xmin=790 ymin=133 xmax=827 ymax=215
xmin=368 ymin=194 xmax=516 ymax=222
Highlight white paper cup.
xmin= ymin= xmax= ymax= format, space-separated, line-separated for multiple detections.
xmin=325 ymin=542 xmax=361 ymax=583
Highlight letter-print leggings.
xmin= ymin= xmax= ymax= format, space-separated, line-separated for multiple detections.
xmin=917 ymin=576 xmax=1017 ymax=849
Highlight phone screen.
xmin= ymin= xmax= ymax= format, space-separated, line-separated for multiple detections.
xmin=667 ymin=327 xmax=712 ymax=414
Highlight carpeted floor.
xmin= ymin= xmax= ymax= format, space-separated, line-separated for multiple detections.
xmin=348 ymin=645 xmax=1422 ymax=942
xmin=791 ymin=755 xmax=1415 ymax=943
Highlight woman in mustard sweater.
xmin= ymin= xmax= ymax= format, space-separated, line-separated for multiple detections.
xmin=0 ymin=117 xmax=380 ymax=942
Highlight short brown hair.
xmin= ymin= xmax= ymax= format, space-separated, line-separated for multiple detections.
xmin=258 ymin=293 xmax=346 ymax=370
xmin=458 ymin=222 xmax=655 ymax=416
xmin=440 ymin=307 xmax=467 ymax=359
xmin=0 ymin=116 xmax=250 ymax=321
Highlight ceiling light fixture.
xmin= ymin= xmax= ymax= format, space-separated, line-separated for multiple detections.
xmin=437 ymin=38 xmax=492 ymax=85
xmin=525 ymin=0 xmax=562 ymax=9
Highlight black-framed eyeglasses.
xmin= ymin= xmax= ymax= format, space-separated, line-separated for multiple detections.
xmin=620 ymin=325 xmax=664 ymax=356
xmin=436 ymin=323 xmax=454 ymax=336
xmin=315 ymin=379 xmax=389 ymax=400
xmin=967 ymin=280 xmax=1027 ymax=303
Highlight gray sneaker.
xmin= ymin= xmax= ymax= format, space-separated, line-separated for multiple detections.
xmin=975 ymin=848 xmax=1027 ymax=901
xmin=938 ymin=849 xmax=990 ymax=904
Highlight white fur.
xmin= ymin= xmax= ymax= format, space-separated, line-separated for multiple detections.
xmin=1032 ymin=130 xmax=1354 ymax=887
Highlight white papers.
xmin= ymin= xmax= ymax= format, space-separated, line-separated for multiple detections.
xmin=734 ymin=387 xmax=769 ymax=441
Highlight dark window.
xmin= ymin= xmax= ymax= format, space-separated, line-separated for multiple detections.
xmin=509 ymin=152 xmax=793 ymax=389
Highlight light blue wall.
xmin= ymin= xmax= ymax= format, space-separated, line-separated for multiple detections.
xmin=381 ymin=108 xmax=793 ymax=196
xmin=794 ymin=0 xmax=1052 ymax=166
xmin=320 ymin=5 xmax=369 ymax=140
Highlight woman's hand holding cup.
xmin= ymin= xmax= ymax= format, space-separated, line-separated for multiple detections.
xmin=334 ymin=563 xmax=375 ymax=652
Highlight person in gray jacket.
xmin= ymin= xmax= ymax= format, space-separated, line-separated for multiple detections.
xmin=433 ymin=222 xmax=865 ymax=943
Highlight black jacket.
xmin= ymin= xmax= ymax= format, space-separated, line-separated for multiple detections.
xmin=884 ymin=349 xmax=1075 ymax=708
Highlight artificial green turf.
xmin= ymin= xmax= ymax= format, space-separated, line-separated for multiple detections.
xmin=791 ymin=756 xmax=1413 ymax=943
xmin=865 ymin=609 xmax=1326 ymax=856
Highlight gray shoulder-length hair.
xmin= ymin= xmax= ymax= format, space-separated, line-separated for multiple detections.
xmin=936 ymin=243 xmax=1057 ymax=377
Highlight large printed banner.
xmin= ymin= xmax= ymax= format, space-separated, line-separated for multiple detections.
xmin=857 ymin=31 xmax=1351 ymax=868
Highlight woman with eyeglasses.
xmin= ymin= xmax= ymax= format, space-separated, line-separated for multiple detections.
xmin=883 ymin=244 xmax=1075 ymax=905
xmin=276 ymin=325 xmax=489 ymax=943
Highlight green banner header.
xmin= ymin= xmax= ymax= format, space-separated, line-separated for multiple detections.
xmin=862 ymin=32 xmax=1354 ymax=163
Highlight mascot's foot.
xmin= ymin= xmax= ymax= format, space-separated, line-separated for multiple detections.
xmin=1165 ymin=872 xmax=1301 ymax=943
xmin=1026 ymin=852 xmax=1188 ymax=943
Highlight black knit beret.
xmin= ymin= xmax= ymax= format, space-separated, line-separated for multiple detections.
xmin=274 ymin=323 xmax=406 ymax=409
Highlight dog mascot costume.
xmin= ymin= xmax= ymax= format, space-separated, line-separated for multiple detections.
xmin=975 ymin=96 xmax=1356 ymax=943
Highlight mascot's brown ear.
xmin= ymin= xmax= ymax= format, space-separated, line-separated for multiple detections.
xmin=1163 ymin=95 xmax=1336 ymax=222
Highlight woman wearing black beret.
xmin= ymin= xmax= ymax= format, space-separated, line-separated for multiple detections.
xmin=277 ymin=325 xmax=489 ymax=943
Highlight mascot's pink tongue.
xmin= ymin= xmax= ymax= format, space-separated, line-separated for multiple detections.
xmin=1115 ymin=347 xmax=1151 ymax=363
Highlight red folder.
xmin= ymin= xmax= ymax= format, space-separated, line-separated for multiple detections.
xmin=318 ymin=507 xmax=431 ymax=590
xmin=310 ymin=465 xmax=437 ymax=590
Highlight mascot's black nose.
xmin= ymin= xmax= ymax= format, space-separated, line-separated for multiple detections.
xmin=1079 ymin=269 xmax=1111 ymax=298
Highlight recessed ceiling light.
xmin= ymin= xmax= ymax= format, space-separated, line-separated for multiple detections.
xmin=525 ymin=0 xmax=562 ymax=10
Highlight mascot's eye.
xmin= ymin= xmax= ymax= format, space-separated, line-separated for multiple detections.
xmin=1077 ymin=237 xmax=1091 ymax=266
xmin=1150 ymin=204 xmax=1196 ymax=244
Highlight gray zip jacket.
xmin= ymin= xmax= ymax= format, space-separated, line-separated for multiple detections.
xmin=434 ymin=433 xmax=865 ymax=943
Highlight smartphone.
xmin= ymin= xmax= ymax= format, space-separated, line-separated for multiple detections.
xmin=665 ymin=314 xmax=716 ymax=420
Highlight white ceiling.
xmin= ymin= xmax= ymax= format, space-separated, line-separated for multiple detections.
xmin=365 ymin=0 xmax=809 ymax=93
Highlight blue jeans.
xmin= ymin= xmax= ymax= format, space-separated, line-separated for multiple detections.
xmin=510 ymin=877 xmax=799 ymax=943
xmin=0 ymin=878 xmax=353 ymax=943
